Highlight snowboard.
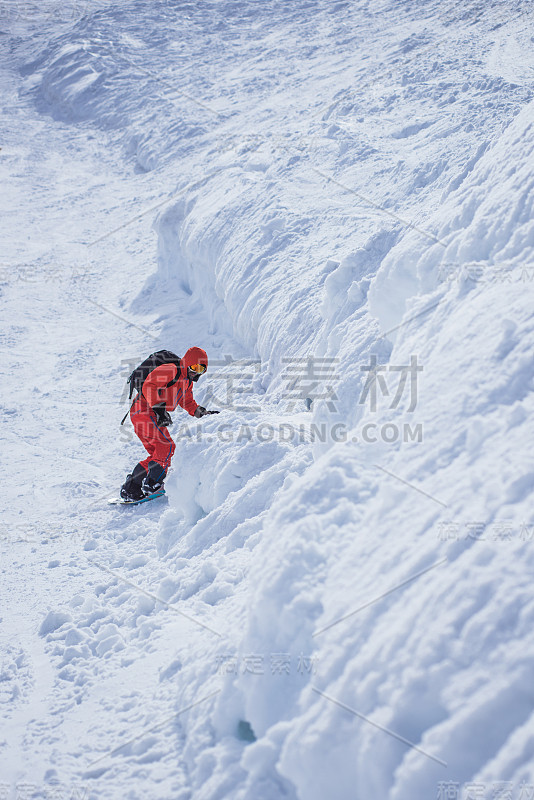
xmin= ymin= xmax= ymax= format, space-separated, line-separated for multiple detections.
xmin=108 ymin=489 xmax=166 ymax=506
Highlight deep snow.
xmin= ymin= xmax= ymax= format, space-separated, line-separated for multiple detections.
xmin=1 ymin=1 xmax=534 ymax=799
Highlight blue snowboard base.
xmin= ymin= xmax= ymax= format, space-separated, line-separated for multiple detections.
xmin=108 ymin=489 xmax=166 ymax=506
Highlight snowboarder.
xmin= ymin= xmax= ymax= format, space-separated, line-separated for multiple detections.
xmin=120 ymin=346 xmax=219 ymax=501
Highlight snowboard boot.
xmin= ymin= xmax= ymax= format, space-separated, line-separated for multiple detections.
xmin=142 ymin=460 xmax=167 ymax=495
xmin=120 ymin=462 xmax=147 ymax=501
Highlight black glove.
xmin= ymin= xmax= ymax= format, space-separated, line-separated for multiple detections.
xmin=194 ymin=406 xmax=220 ymax=418
xmin=152 ymin=403 xmax=172 ymax=427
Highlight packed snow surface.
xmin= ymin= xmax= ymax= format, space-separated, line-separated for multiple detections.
xmin=1 ymin=1 xmax=534 ymax=798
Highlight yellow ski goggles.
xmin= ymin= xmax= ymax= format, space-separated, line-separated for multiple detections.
xmin=189 ymin=363 xmax=207 ymax=375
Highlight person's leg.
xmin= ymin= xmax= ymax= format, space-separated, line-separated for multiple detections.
xmin=120 ymin=462 xmax=147 ymax=500
xmin=140 ymin=422 xmax=176 ymax=492
xmin=142 ymin=460 xmax=167 ymax=493
xmin=121 ymin=404 xmax=157 ymax=499
xmin=121 ymin=405 xmax=175 ymax=498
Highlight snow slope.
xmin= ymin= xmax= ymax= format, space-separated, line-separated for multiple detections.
xmin=1 ymin=1 xmax=534 ymax=798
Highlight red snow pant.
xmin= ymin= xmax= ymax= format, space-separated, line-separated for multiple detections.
xmin=130 ymin=396 xmax=176 ymax=474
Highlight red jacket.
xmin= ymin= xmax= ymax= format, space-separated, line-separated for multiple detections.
xmin=142 ymin=346 xmax=208 ymax=417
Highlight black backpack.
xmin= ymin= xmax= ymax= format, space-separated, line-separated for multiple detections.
xmin=121 ymin=350 xmax=182 ymax=424
xmin=127 ymin=349 xmax=182 ymax=398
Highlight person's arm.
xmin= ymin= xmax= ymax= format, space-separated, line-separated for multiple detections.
xmin=179 ymin=379 xmax=199 ymax=417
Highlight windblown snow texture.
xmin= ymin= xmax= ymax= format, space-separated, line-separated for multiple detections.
xmin=1 ymin=1 xmax=533 ymax=799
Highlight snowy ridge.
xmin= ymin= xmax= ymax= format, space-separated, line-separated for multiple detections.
xmin=1 ymin=1 xmax=534 ymax=799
